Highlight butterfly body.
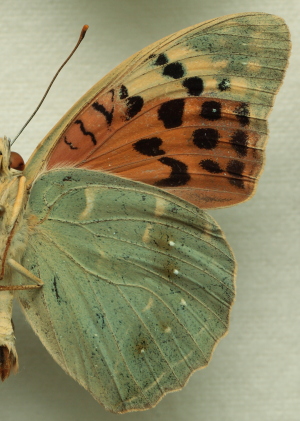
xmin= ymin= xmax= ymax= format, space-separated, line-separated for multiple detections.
xmin=0 ymin=12 xmax=290 ymax=413
xmin=0 ymin=137 xmax=28 ymax=379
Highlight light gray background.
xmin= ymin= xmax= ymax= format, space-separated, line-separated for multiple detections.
xmin=0 ymin=1 xmax=299 ymax=420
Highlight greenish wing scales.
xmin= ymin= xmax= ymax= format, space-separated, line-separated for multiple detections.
xmin=18 ymin=169 xmax=235 ymax=413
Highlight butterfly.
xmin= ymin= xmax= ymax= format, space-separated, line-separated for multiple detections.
xmin=0 ymin=12 xmax=290 ymax=413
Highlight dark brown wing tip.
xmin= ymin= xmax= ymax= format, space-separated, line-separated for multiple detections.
xmin=0 ymin=345 xmax=18 ymax=381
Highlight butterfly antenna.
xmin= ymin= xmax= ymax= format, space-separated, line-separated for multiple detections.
xmin=11 ymin=24 xmax=89 ymax=146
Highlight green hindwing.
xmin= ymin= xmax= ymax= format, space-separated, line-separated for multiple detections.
xmin=17 ymin=169 xmax=235 ymax=413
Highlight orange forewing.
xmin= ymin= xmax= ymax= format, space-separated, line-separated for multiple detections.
xmin=47 ymin=91 xmax=263 ymax=208
xmin=24 ymin=12 xmax=290 ymax=209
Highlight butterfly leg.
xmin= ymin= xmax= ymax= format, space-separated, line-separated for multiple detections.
xmin=0 ymin=258 xmax=44 ymax=291
xmin=10 ymin=176 xmax=26 ymax=227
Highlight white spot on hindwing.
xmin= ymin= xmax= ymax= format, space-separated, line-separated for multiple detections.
xmin=180 ymin=298 xmax=187 ymax=306
xmin=155 ymin=197 xmax=168 ymax=217
xmin=169 ymin=240 xmax=175 ymax=246
xmin=173 ymin=269 xmax=179 ymax=275
xmin=80 ymin=188 xmax=96 ymax=219
xmin=142 ymin=297 xmax=153 ymax=312
xmin=142 ymin=223 xmax=152 ymax=244
xmin=164 ymin=326 xmax=172 ymax=333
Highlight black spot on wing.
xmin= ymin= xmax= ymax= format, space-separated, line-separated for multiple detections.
xmin=109 ymin=89 xmax=115 ymax=101
xmin=125 ymin=96 xmax=144 ymax=120
xmin=201 ymin=101 xmax=221 ymax=121
xmin=133 ymin=137 xmax=165 ymax=156
xmin=182 ymin=77 xmax=204 ymax=96
xmin=51 ymin=275 xmax=66 ymax=304
xmin=192 ymin=128 xmax=219 ymax=149
xmin=218 ymin=78 xmax=230 ymax=91
xmin=119 ymin=85 xmax=129 ymax=99
xmin=227 ymin=160 xmax=245 ymax=189
xmin=92 ymin=102 xmax=114 ymax=126
xmin=52 ymin=276 xmax=60 ymax=301
xmin=64 ymin=136 xmax=78 ymax=150
xmin=156 ymin=157 xmax=190 ymax=187
xmin=152 ymin=53 xmax=169 ymax=65
xmin=200 ymin=159 xmax=223 ymax=174
xmin=163 ymin=62 xmax=185 ymax=79
xmin=230 ymin=130 xmax=248 ymax=157
xmin=158 ymin=99 xmax=184 ymax=129
xmin=234 ymin=102 xmax=250 ymax=126
xmin=75 ymin=120 xmax=97 ymax=145
xmin=96 ymin=312 xmax=106 ymax=329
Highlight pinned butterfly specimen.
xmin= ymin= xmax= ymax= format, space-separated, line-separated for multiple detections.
xmin=0 ymin=12 xmax=290 ymax=413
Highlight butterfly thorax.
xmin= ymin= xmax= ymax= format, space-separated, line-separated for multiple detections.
xmin=0 ymin=137 xmax=27 ymax=278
